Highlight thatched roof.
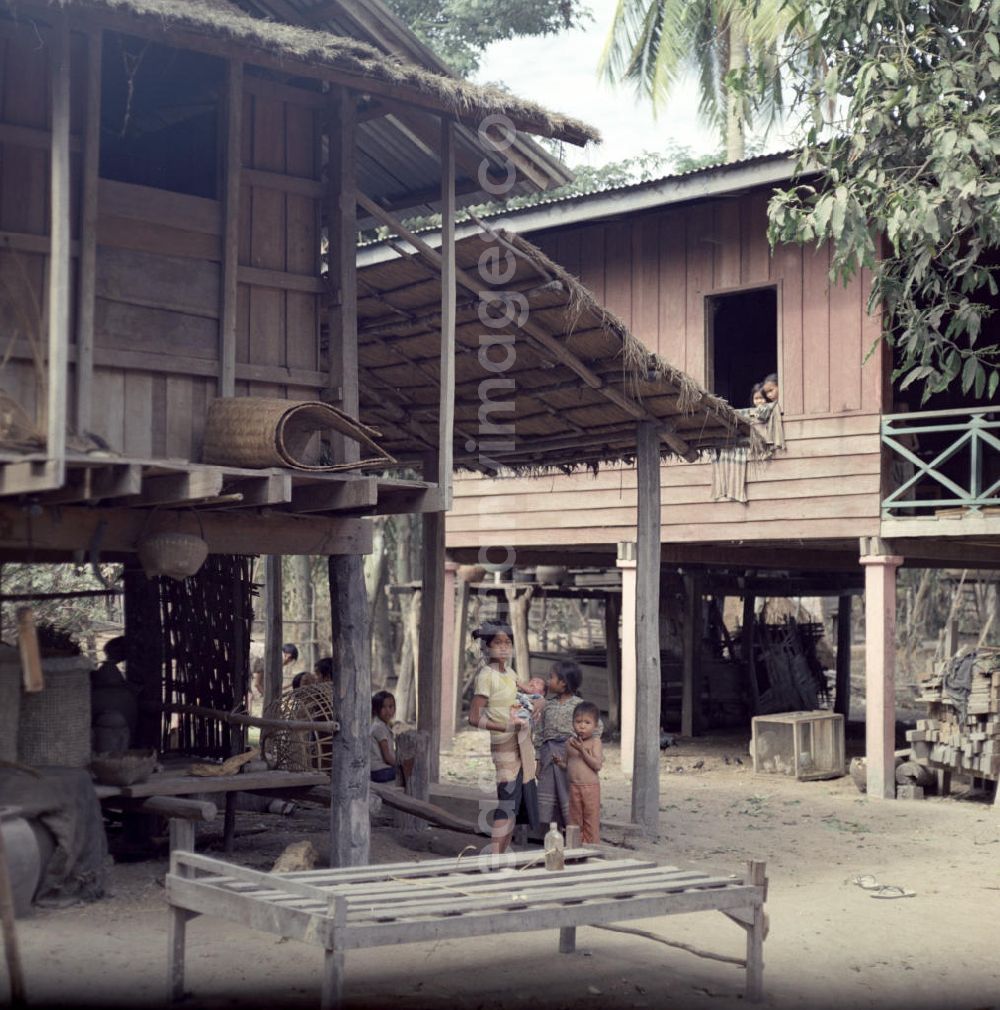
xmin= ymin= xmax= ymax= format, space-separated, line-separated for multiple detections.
xmin=33 ymin=0 xmax=598 ymax=145
xmin=356 ymin=224 xmax=759 ymax=473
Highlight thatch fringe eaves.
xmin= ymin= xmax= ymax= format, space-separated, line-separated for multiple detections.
xmin=27 ymin=0 xmax=599 ymax=145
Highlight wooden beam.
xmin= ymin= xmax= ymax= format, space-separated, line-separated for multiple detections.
xmin=418 ymin=455 xmax=445 ymax=783
xmin=133 ymin=472 xmax=225 ymax=507
xmin=0 ymin=504 xmax=373 ymax=557
xmin=451 ymin=567 xmax=470 ymax=731
xmin=328 ymin=554 xmax=371 ymax=866
xmin=290 ymin=478 xmax=377 ymax=514
xmin=0 ymin=120 xmax=81 ymax=152
xmin=605 ymin=593 xmax=622 ymax=735
xmin=834 ymin=594 xmax=851 ymax=720
xmin=438 ymin=117 xmax=456 ymax=508
xmin=742 ymin=592 xmax=760 ymax=717
xmin=74 ymin=29 xmax=101 ymax=436
xmin=861 ymin=548 xmax=902 ymax=800
xmin=632 ymin=423 xmax=661 ymax=834
xmin=327 ymin=86 xmax=359 ymax=465
xmin=221 ymin=475 xmax=293 ymax=508
xmin=46 ymin=16 xmax=71 ymax=481
xmin=91 ymin=464 xmax=144 ymax=500
xmin=438 ymin=562 xmax=458 ymax=749
xmin=681 ymin=573 xmax=702 ymax=738
xmin=219 ymin=60 xmax=242 ymax=397
xmin=262 ymin=556 xmax=284 ymax=711
xmin=355 ymin=193 xmax=693 ymax=458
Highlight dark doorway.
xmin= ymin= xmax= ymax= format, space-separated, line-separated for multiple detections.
xmin=707 ymin=286 xmax=779 ymax=407
xmin=100 ymin=34 xmax=224 ymax=198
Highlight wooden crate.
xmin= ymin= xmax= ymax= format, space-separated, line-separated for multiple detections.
xmin=751 ymin=711 xmax=845 ymax=781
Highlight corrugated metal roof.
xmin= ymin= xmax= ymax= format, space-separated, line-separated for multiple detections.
xmin=358 ymin=149 xmax=801 ymax=258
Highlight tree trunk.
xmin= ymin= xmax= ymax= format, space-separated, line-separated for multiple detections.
xmin=505 ymin=585 xmax=534 ymax=682
xmin=724 ymin=18 xmax=746 ymax=162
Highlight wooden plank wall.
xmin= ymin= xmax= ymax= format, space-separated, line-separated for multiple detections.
xmin=0 ymin=28 xmax=325 ymax=461
xmin=449 ymin=189 xmax=886 ymax=550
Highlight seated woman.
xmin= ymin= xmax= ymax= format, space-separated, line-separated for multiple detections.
xmin=370 ymin=690 xmax=397 ymax=783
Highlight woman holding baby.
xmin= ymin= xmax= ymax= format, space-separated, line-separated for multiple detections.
xmin=468 ymin=621 xmax=541 ymax=853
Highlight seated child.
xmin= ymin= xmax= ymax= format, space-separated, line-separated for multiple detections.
xmin=566 ymin=701 xmax=603 ymax=844
xmin=370 ymin=690 xmax=398 ymax=783
xmin=511 ymin=676 xmax=546 ymax=724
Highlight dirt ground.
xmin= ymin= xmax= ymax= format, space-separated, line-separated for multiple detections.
xmin=12 ymin=727 xmax=1000 ymax=1010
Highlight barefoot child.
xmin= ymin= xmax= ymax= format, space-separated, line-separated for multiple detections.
xmin=567 ymin=701 xmax=603 ymax=844
xmin=534 ymin=660 xmax=584 ymax=827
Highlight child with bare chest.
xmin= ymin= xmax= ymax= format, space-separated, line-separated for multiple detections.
xmin=566 ymin=701 xmax=603 ymax=844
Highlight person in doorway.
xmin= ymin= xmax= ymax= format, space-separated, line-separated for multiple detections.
xmin=567 ymin=701 xmax=603 ymax=844
xmin=761 ymin=373 xmax=780 ymax=404
xmin=751 ymin=382 xmax=767 ymax=408
xmin=370 ymin=690 xmax=398 ymax=783
xmin=468 ymin=621 xmax=540 ymax=853
xmin=534 ymin=660 xmax=584 ymax=828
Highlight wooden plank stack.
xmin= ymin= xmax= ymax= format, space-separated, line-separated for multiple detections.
xmin=908 ymin=651 xmax=1000 ymax=780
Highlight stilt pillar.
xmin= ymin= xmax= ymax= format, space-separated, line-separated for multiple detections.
xmin=834 ymin=594 xmax=852 ymax=719
xmin=418 ymin=502 xmax=445 ymax=785
xmin=616 ymin=543 xmax=636 ymax=776
xmin=632 ymin=421 xmax=662 ymax=833
xmin=860 ymin=542 xmax=903 ymax=800
xmin=439 ymin=561 xmax=459 ymax=750
xmin=328 ymin=555 xmax=371 ymax=866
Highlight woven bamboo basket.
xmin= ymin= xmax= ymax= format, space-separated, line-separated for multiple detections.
xmin=0 ymin=646 xmax=21 ymax=762
xmin=136 ymin=531 xmax=208 ymax=581
xmin=202 ymin=397 xmax=394 ymax=472
xmin=90 ymin=749 xmax=158 ymax=786
xmin=260 ymin=683 xmax=336 ymax=772
xmin=17 ymin=656 xmax=92 ymax=768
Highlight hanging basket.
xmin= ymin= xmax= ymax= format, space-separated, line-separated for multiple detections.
xmin=136 ymin=532 xmax=208 ymax=581
xmin=201 ymin=397 xmax=394 ymax=472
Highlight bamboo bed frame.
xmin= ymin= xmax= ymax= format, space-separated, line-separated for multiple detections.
xmin=165 ymin=848 xmax=768 ymax=1007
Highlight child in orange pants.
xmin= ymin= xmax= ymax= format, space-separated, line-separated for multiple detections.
xmin=566 ymin=701 xmax=603 ymax=844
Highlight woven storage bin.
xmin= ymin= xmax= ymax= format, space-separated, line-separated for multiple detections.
xmin=201 ymin=397 xmax=394 ymax=472
xmin=137 ymin=531 xmax=208 ymax=581
xmin=17 ymin=656 xmax=92 ymax=768
xmin=0 ymin=646 xmax=21 ymax=762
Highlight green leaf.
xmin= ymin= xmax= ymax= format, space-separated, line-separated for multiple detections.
xmin=962 ymin=355 xmax=979 ymax=394
xmin=831 ymin=186 xmax=848 ymax=239
xmin=880 ymin=62 xmax=898 ymax=82
xmin=989 ymin=370 xmax=999 ymax=399
xmin=987 ymin=33 xmax=1000 ymax=57
xmin=975 ymin=365 xmax=987 ymax=399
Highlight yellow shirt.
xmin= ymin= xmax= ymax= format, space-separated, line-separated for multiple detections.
xmin=473 ymin=662 xmax=536 ymax=784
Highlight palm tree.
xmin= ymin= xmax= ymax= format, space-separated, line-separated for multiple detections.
xmin=600 ymin=0 xmax=809 ymax=161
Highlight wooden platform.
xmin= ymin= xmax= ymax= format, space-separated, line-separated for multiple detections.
xmin=0 ymin=451 xmax=439 ymax=517
xmin=165 ymin=848 xmax=767 ymax=1007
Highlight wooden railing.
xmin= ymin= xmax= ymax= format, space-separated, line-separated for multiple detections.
xmin=881 ymin=407 xmax=1000 ymax=517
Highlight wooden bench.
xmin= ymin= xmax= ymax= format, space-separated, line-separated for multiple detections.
xmin=165 ymin=849 xmax=767 ymax=1007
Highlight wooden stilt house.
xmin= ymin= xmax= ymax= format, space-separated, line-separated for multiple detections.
xmin=359 ymin=152 xmax=1000 ymax=812
xmin=0 ymin=0 xmax=596 ymax=862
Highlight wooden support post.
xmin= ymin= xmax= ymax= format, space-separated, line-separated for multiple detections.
xmin=617 ymin=544 xmax=637 ymax=776
xmin=558 ymin=926 xmax=576 ymax=954
xmin=438 ymin=117 xmax=456 ymax=507
xmin=262 ymin=556 xmax=284 ymax=709
xmin=452 ymin=574 xmax=471 ymax=725
xmin=742 ymin=592 xmax=759 ymax=715
xmin=74 ymin=29 xmax=101 ymax=435
xmin=439 ymin=561 xmax=459 ymax=749
xmin=745 ymin=860 xmax=767 ymax=1002
xmin=328 ymin=555 xmax=370 ymax=866
xmin=326 ymin=87 xmax=359 ymax=463
xmin=0 ymin=812 xmax=26 ymax=1006
xmin=418 ymin=502 xmax=445 ymax=784
xmin=834 ymin=594 xmax=852 ymax=719
xmin=681 ymin=573 xmax=703 ymax=738
xmin=219 ymin=59 xmax=242 ymax=397
xmin=47 ymin=17 xmax=71 ymax=481
xmin=604 ymin=593 xmax=622 ymax=735
xmin=320 ymin=897 xmax=347 ymax=1010
xmin=505 ymin=584 xmax=535 ymax=686
xmin=223 ymin=793 xmax=237 ymax=854
xmin=631 ymin=423 xmax=661 ymax=833
xmin=168 ymin=817 xmax=196 ymax=855
xmin=394 ymin=729 xmax=430 ymax=832
xmin=860 ymin=548 xmax=903 ymax=800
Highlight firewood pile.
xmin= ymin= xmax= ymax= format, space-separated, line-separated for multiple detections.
xmin=908 ymin=648 xmax=1000 ymax=780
